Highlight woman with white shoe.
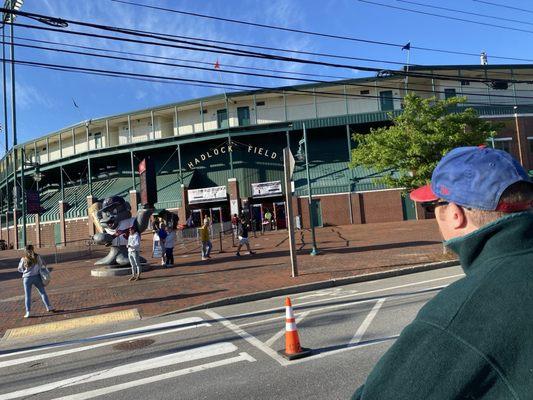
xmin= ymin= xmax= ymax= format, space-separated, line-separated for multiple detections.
xmin=17 ymin=245 xmax=54 ymax=318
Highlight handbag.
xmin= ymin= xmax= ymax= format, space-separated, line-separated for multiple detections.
xmin=38 ymin=256 xmax=51 ymax=286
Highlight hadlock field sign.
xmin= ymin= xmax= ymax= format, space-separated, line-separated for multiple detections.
xmin=187 ymin=143 xmax=278 ymax=170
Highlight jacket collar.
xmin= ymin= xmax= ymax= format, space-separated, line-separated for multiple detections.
xmin=445 ymin=212 xmax=533 ymax=274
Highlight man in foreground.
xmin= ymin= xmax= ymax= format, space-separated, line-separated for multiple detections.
xmin=352 ymin=146 xmax=533 ymax=399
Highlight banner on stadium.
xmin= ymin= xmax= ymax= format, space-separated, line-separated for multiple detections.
xmin=188 ymin=186 xmax=227 ymax=204
xmin=251 ymin=181 xmax=282 ymax=198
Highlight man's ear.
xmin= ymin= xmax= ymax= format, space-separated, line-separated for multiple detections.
xmin=448 ymin=203 xmax=468 ymax=229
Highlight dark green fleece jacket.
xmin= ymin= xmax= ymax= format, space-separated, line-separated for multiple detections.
xmin=353 ymin=212 xmax=533 ymax=399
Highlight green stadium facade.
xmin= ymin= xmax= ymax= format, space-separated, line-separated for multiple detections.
xmin=1 ymin=64 xmax=533 ymax=248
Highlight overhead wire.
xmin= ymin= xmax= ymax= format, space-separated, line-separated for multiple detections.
xmin=4 ymin=6 xmax=533 ymax=84
xmin=10 ymin=39 xmax=533 ymax=102
xmin=358 ymin=0 xmax=533 ymax=35
xmin=472 ymin=0 xmax=533 ymax=14
xmin=12 ymin=35 xmax=354 ymax=81
xmin=7 ymin=56 xmax=533 ymax=105
xmin=11 ymin=20 xmax=533 ymax=86
xmin=397 ymin=0 xmax=533 ymax=27
xmin=109 ymin=0 xmax=533 ymax=63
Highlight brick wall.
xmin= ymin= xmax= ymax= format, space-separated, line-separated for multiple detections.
xmin=320 ymin=194 xmax=351 ymax=226
xmin=40 ymin=223 xmax=57 ymax=247
xmin=358 ymin=190 xmax=404 ymax=223
xmin=65 ymin=218 xmax=90 ymax=244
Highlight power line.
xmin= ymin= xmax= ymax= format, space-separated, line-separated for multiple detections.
xmin=13 ymin=35 xmax=354 ymax=81
xmin=8 ymin=56 xmax=533 ymax=104
xmin=109 ymin=0 xmax=533 ymax=63
xmin=398 ymin=0 xmax=533 ymax=27
xmin=359 ymin=0 xmax=533 ymax=35
xmin=12 ymin=20 xmax=533 ymax=87
xmin=6 ymin=7 xmax=533 ymax=84
xmin=472 ymin=0 xmax=533 ymax=15
xmin=9 ymin=38 xmax=533 ymax=102
xmin=7 ymin=39 xmax=327 ymax=85
xmin=16 ymin=33 xmax=533 ymax=83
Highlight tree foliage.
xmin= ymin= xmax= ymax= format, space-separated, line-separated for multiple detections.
xmin=350 ymin=94 xmax=500 ymax=191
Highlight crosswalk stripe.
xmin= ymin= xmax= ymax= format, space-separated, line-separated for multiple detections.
xmin=51 ymin=352 xmax=256 ymax=400
xmin=0 ymin=342 xmax=239 ymax=400
xmin=350 ymin=298 xmax=386 ymax=344
xmin=0 ymin=317 xmax=209 ymax=369
xmin=0 ymin=317 xmax=208 ymax=360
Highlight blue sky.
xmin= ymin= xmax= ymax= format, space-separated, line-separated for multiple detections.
xmin=4 ymin=0 xmax=533 ymax=151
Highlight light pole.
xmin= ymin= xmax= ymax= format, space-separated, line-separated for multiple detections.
xmin=297 ymin=122 xmax=319 ymax=256
xmin=513 ymin=106 xmax=524 ymax=166
xmin=3 ymin=0 xmax=23 ymax=247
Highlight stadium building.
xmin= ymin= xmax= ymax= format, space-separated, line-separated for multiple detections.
xmin=1 ymin=63 xmax=533 ymax=248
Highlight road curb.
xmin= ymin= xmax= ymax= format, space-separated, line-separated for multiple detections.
xmin=151 ymin=259 xmax=459 ymax=318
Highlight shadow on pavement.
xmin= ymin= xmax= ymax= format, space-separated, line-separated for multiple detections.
xmin=38 ymin=289 xmax=226 ymax=316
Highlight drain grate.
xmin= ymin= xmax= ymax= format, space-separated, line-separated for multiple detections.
xmin=113 ymin=338 xmax=155 ymax=351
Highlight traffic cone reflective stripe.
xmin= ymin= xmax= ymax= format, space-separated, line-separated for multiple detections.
xmin=278 ymin=297 xmax=311 ymax=360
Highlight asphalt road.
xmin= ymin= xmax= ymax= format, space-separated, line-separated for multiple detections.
xmin=0 ymin=265 xmax=463 ymax=400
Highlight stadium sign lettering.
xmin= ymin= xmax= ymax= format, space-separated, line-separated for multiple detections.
xmin=187 ymin=144 xmax=277 ymax=169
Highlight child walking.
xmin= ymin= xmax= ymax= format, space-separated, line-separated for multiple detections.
xmin=164 ymin=225 xmax=177 ymax=266
xmin=236 ymin=217 xmax=256 ymax=257
xmin=127 ymin=225 xmax=142 ymax=281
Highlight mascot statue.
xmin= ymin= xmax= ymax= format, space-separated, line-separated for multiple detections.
xmin=89 ymin=196 xmax=153 ymax=266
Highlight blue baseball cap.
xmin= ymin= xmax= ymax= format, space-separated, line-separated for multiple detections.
xmin=410 ymin=146 xmax=532 ymax=211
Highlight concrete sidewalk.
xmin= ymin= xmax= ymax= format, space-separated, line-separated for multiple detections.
xmin=0 ymin=219 xmax=455 ymax=338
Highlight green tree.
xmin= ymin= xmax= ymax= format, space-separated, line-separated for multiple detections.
xmin=350 ymin=94 xmax=500 ymax=191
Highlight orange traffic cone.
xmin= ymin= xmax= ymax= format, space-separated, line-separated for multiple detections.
xmin=278 ymin=297 xmax=311 ymax=360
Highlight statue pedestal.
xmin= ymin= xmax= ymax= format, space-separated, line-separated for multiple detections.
xmin=90 ymin=263 xmax=152 ymax=277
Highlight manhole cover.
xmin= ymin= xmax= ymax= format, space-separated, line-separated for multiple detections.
xmin=113 ymin=338 xmax=155 ymax=351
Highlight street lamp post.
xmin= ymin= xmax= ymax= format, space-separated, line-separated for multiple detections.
xmin=298 ymin=123 xmax=319 ymax=256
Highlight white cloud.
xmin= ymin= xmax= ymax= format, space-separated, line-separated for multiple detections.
xmin=27 ymin=0 xmax=318 ymax=99
xmin=15 ymin=81 xmax=53 ymax=110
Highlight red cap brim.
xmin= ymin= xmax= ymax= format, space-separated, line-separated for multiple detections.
xmin=410 ymin=184 xmax=438 ymax=203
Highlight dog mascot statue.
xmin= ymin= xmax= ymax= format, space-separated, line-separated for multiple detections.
xmin=89 ymin=196 xmax=153 ymax=266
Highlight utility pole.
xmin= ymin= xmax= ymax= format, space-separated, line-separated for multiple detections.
xmin=3 ymin=0 xmax=24 ymax=247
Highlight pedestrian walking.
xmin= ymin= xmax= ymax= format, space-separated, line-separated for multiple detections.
xmin=199 ymin=221 xmax=212 ymax=261
xmin=264 ymin=209 xmax=272 ymax=231
xmin=352 ymin=146 xmax=533 ymax=399
xmin=164 ymin=225 xmax=176 ymax=267
xmin=18 ymin=245 xmax=54 ymax=318
xmin=127 ymin=225 xmax=142 ymax=281
xmin=157 ymin=223 xmax=167 ymax=266
xmin=236 ymin=217 xmax=255 ymax=256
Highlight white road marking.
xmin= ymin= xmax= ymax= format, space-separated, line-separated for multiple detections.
xmin=0 ymin=317 xmax=210 ymax=369
xmin=0 ymin=317 xmax=208 ymax=360
xmin=204 ymin=309 xmax=291 ymax=367
xmin=265 ymin=311 xmax=310 ymax=347
xmin=0 ymin=342 xmax=239 ymax=400
xmin=51 ymin=352 xmax=256 ymax=400
xmin=294 ymin=288 xmax=358 ymax=300
xmin=223 ymin=273 xmax=463 ymax=322
xmin=238 ymin=285 xmax=445 ymax=329
xmin=288 ymin=335 xmax=401 ymax=365
xmin=350 ymin=299 xmax=386 ymax=345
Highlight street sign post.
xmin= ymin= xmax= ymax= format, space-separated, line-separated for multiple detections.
xmin=283 ymin=147 xmax=298 ymax=277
